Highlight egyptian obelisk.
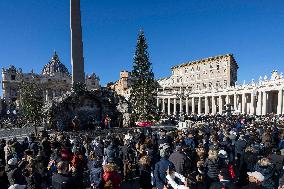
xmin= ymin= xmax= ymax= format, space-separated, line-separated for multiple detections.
xmin=70 ymin=0 xmax=85 ymax=85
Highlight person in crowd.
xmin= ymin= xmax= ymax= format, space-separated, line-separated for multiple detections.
xmin=169 ymin=145 xmax=189 ymax=176
xmin=89 ymin=155 xmax=103 ymax=189
xmin=102 ymin=160 xmax=121 ymax=189
xmin=0 ymin=159 xmax=9 ymax=189
xmin=209 ymin=168 xmax=238 ymax=189
xmin=154 ymin=144 xmax=175 ymax=189
xmin=5 ymin=158 xmax=25 ymax=186
xmin=254 ymin=157 xmax=276 ymax=189
xmin=165 ymin=166 xmax=189 ymax=189
xmin=52 ymin=161 xmax=76 ymax=189
xmin=204 ymin=150 xmax=220 ymax=185
xmin=138 ymin=155 xmax=152 ymax=189
xmin=242 ymin=171 xmax=265 ymax=189
xmin=23 ymin=162 xmax=42 ymax=189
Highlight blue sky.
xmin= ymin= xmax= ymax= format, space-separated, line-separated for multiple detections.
xmin=0 ymin=0 xmax=284 ymax=97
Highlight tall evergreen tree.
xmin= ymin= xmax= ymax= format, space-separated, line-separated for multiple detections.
xmin=129 ymin=30 xmax=158 ymax=122
xmin=19 ymin=81 xmax=44 ymax=132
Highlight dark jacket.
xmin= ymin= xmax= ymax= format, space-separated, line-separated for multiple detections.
xmin=209 ymin=180 xmax=238 ymax=189
xmin=242 ymin=182 xmax=265 ymax=189
xmin=139 ymin=165 xmax=152 ymax=189
xmin=89 ymin=166 xmax=103 ymax=189
xmin=204 ymin=158 xmax=220 ymax=180
xmin=105 ymin=144 xmax=119 ymax=160
xmin=235 ymin=139 xmax=247 ymax=155
xmin=52 ymin=173 xmax=76 ymax=189
xmin=154 ymin=157 xmax=175 ymax=189
xmin=254 ymin=163 xmax=275 ymax=189
xmin=169 ymin=151 xmax=188 ymax=175
xmin=242 ymin=151 xmax=258 ymax=172
xmin=0 ymin=172 xmax=9 ymax=189
xmin=25 ymin=171 xmax=42 ymax=189
xmin=6 ymin=166 xmax=26 ymax=185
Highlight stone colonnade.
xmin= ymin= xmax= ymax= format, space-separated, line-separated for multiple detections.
xmin=43 ymin=89 xmax=67 ymax=102
xmin=157 ymin=88 xmax=284 ymax=115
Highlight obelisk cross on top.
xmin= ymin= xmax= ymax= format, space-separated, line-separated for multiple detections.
xmin=70 ymin=0 xmax=85 ymax=85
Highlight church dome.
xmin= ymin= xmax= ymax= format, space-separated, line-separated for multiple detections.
xmin=42 ymin=51 xmax=70 ymax=76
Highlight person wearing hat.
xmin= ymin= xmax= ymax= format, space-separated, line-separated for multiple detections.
xmin=0 ymin=159 xmax=9 ymax=189
xmin=165 ymin=166 xmax=189 ymax=189
xmin=6 ymin=158 xmax=26 ymax=186
xmin=154 ymin=144 xmax=175 ymax=189
xmin=209 ymin=168 xmax=237 ymax=189
xmin=242 ymin=171 xmax=265 ymax=189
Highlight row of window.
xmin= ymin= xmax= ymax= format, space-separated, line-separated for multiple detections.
xmin=174 ymin=65 xmax=227 ymax=76
xmin=196 ymin=80 xmax=227 ymax=90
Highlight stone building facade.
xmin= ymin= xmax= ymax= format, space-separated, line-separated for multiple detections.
xmin=1 ymin=52 xmax=100 ymax=107
xmin=108 ymin=71 xmax=132 ymax=99
xmin=157 ymin=54 xmax=284 ymax=115
xmin=158 ymin=54 xmax=238 ymax=91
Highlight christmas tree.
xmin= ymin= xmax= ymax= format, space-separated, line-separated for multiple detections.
xmin=19 ymin=81 xmax=44 ymax=133
xmin=129 ymin=30 xmax=158 ymax=122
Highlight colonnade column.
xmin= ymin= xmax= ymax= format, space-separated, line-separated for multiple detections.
xmin=262 ymin=91 xmax=267 ymax=115
xmin=251 ymin=92 xmax=256 ymax=115
xmin=162 ymin=98 xmax=165 ymax=113
xmin=256 ymin=92 xmax=262 ymax=115
xmin=185 ymin=97 xmax=189 ymax=115
xmin=233 ymin=94 xmax=237 ymax=111
xmin=205 ymin=96 xmax=209 ymax=114
xmin=198 ymin=97 xmax=202 ymax=115
xmin=226 ymin=95 xmax=229 ymax=105
xmin=179 ymin=98 xmax=183 ymax=114
xmin=277 ymin=89 xmax=283 ymax=115
xmin=156 ymin=97 xmax=159 ymax=107
xmin=173 ymin=98 xmax=177 ymax=115
xmin=167 ymin=98 xmax=171 ymax=115
xmin=46 ymin=90 xmax=49 ymax=102
xmin=219 ymin=96 xmax=223 ymax=114
xmin=192 ymin=97 xmax=195 ymax=114
xmin=212 ymin=96 xmax=216 ymax=114
xmin=241 ymin=93 xmax=246 ymax=114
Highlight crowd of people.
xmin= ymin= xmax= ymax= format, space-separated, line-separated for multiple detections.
xmin=0 ymin=114 xmax=284 ymax=189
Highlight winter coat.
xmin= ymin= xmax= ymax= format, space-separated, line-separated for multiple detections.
xmin=204 ymin=158 xmax=220 ymax=180
xmin=241 ymin=182 xmax=265 ymax=189
xmin=254 ymin=163 xmax=275 ymax=189
xmin=267 ymin=153 xmax=284 ymax=172
xmin=209 ymin=180 xmax=238 ymax=189
xmin=52 ymin=173 xmax=76 ymax=189
xmin=154 ymin=157 xmax=175 ymax=189
xmin=102 ymin=163 xmax=121 ymax=189
xmin=0 ymin=172 xmax=9 ymax=189
xmin=6 ymin=166 xmax=25 ymax=185
xmin=235 ymin=139 xmax=247 ymax=155
xmin=90 ymin=166 xmax=103 ymax=189
xmin=184 ymin=137 xmax=195 ymax=149
xmin=25 ymin=171 xmax=42 ymax=189
xmin=169 ymin=151 xmax=188 ymax=175
xmin=139 ymin=165 xmax=152 ymax=189
xmin=104 ymin=145 xmax=119 ymax=160
xmin=242 ymin=152 xmax=258 ymax=172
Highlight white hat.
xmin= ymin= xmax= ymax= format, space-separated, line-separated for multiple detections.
xmin=8 ymin=158 xmax=17 ymax=166
xmin=8 ymin=184 xmax=26 ymax=189
xmin=247 ymin=171 xmax=264 ymax=182
xmin=218 ymin=150 xmax=228 ymax=158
